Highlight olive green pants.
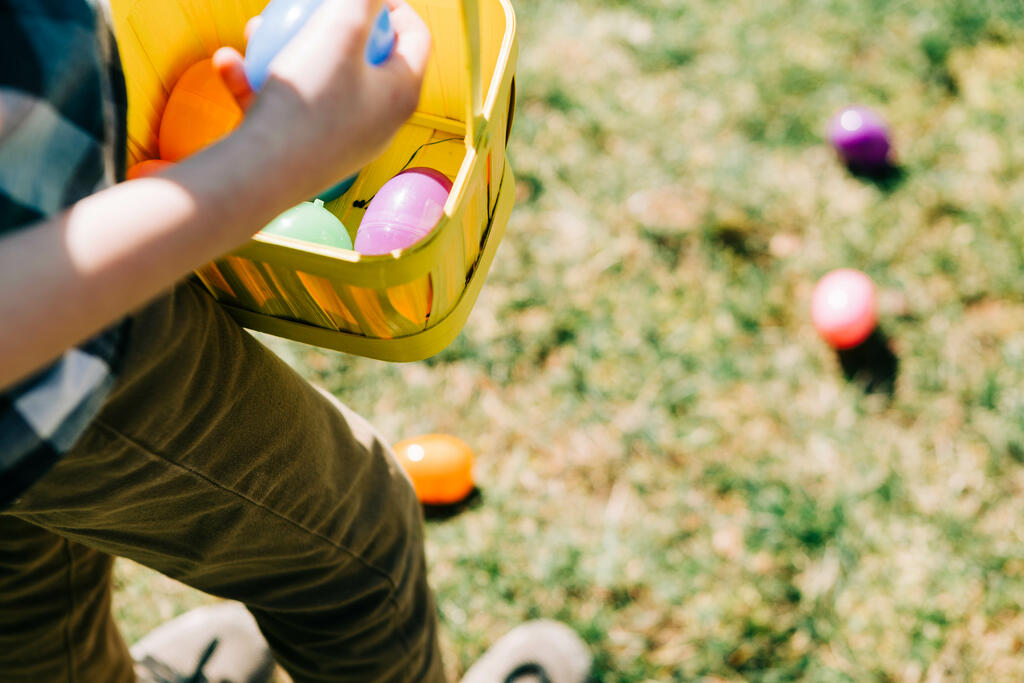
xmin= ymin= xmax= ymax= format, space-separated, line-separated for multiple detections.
xmin=0 ymin=281 xmax=444 ymax=682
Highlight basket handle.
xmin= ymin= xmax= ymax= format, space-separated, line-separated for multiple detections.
xmin=459 ymin=0 xmax=487 ymax=148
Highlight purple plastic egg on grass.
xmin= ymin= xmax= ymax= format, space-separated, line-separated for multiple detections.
xmin=355 ymin=168 xmax=453 ymax=255
xmin=828 ymin=106 xmax=892 ymax=169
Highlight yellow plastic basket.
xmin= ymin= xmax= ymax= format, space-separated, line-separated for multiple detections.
xmin=110 ymin=0 xmax=517 ymax=361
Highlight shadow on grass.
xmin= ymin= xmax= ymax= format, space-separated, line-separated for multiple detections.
xmin=848 ymin=162 xmax=908 ymax=193
xmin=837 ymin=328 xmax=899 ymax=396
xmin=423 ymin=487 xmax=484 ymax=521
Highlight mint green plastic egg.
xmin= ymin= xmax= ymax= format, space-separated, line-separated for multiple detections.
xmin=260 ymin=198 xmax=352 ymax=249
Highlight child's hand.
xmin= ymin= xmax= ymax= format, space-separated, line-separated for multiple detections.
xmin=212 ymin=0 xmax=431 ymax=202
xmin=0 ymin=0 xmax=430 ymax=388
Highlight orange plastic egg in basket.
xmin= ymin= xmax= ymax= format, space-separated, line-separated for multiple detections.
xmin=394 ymin=434 xmax=475 ymax=505
xmin=159 ymin=58 xmax=243 ymax=162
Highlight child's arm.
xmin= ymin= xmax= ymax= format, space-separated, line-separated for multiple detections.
xmin=0 ymin=0 xmax=430 ymax=390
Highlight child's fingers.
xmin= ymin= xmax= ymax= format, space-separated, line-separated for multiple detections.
xmin=212 ymin=47 xmax=256 ymax=110
xmin=379 ymin=0 xmax=431 ymax=83
xmin=245 ymin=15 xmax=262 ymax=43
xmin=308 ymin=0 xmax=386 ymax=60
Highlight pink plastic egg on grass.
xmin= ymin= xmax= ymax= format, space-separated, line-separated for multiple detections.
xmin=811 ymin=269 xmax=878 ymax=350
xmin=355 ymin=168 xmax=453 ymax=255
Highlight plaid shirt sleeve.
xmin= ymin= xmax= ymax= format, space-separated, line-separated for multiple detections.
xmin=0 ymin=0 xmax=130 ymax=508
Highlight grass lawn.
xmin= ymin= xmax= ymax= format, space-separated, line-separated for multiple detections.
xmin=114 ymin=0 xmax=1024 ymax=680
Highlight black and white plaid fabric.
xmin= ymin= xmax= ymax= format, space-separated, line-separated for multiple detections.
xmin=0 ymin=0 xmax=129 ymax=508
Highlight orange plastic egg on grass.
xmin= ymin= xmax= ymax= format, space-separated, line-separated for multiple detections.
xmin=393 ymin=434 xmax=475 ymax=505
xmin=159 ymin=58 xmax=243 ymax=162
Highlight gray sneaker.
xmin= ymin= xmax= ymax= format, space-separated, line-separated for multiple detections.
xmin=459 ymin=620 xmax=592 ymax=683
xmin=132 ymin=603 xmax=275 ymax=683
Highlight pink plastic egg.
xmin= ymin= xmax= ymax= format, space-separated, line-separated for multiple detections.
xmin=811 ymin=269 xmax=878 ymax=350
xmin=355 ymin=168 xmax=452 ymax=255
